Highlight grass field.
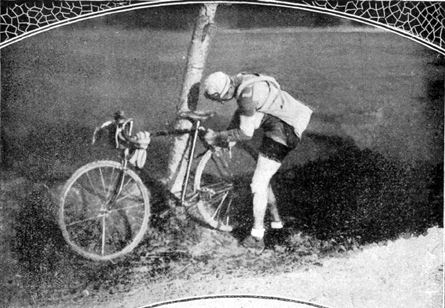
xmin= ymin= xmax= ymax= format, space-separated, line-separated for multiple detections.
xmin=1 ymin=23 xmax=443 ymax=182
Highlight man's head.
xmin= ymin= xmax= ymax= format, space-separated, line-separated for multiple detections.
xmin=203 ymin=72 xmax=234 ymax=102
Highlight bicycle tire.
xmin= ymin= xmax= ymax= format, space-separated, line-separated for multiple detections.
xmin=59 ymin=160 xmax=150 ymax=261
xmin=193 ymin=147 xmax=255 ymax=232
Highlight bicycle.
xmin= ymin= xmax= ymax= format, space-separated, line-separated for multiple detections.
xmin=58 ymin=110 xmax=258 ymax=261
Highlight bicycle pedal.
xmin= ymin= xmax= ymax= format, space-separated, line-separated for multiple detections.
xmin=172 ymin=206 xmax=186 ymax=217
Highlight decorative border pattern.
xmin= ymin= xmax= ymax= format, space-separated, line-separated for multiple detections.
xmin=299 ymin=0 xmax=444 ymax=53
xmin=0 ymin=1 xmax=444 ymax=54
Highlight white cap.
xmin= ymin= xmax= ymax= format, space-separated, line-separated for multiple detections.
xmin=203 ymin=72 xmax=231 ymax=99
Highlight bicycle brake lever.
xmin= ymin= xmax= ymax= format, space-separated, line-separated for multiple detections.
xmin=92 ymin=120 xmax=114 ymax=145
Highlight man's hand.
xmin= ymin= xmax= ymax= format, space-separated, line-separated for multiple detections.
xmin=129 ymin=131 xmax=151 ymax=169
xmin=135 ymin=131 xmax=151 ymax=149
xmin=204 ymin=129 xmax=218 ymax=146
xmin=204 ymin=129 xmax=231 ymax=148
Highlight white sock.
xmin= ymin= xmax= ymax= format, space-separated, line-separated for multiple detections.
xmin=251 ymin=228 xmax=265 ymax=239
xmin=271 ymin=221 xmax=283 ymax=229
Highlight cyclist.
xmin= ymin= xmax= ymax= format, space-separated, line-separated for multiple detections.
xmin=202 ymin=72 xmax=313 ymax=254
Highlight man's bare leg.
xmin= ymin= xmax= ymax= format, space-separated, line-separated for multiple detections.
xmin=250 ymin=155 xmax=281 ymax=238
xmin=267 ymin=185 xmax=283 ymax=229
xmin=242 ymin=155 xmax=282 ymax=253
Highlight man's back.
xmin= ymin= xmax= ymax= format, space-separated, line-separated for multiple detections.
xmin=235 ymin=73 xmax=313 ymax=138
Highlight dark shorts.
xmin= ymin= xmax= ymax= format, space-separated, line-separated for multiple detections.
xmin=259 ymin=114 xmax=300 ymax=162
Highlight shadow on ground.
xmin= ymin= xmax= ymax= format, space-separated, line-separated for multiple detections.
xmin=3 ymin=132 xmax=442 ymax=307
xmin=274 ymin=133 xmax=443 ymax=244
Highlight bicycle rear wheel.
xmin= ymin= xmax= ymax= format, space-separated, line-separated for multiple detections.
xmin=193 ymin=147 xmax=255 ymax=232
xmin=59 ymin=160 xmax=150 ymax=261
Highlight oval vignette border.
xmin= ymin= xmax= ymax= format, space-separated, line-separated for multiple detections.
xmin=0 ymin=0 xmax=444 ymax=55
xmin=137 ymin=294 xmax=333 ymax=308
xmin=0 ymin=2 xmax=442 ymax=308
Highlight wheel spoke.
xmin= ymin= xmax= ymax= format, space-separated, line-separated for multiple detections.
xmin=201 ymin=181 xmax=231 ymax=190
xmin=100 ymin=166 xmax=118 ymax=201
xmin=86 ymin=171 xmax=106 ymax=209
xmin=66 ymin=213 xmax=102 ymax=227
xmin=201 ymin=182 xmax=232 ymax=193
xmin=106 ymin=167 xmax=117 ymax=198
xmin=211 ymin=191 xmax=229 ymax=220
xmin=210 ymin=186 xmax=232 ymax=195
xmin=225 ymin=198 xmax=233 ymax=225
xmin=186 ymin=191 xmax=200 ymax=203
xmin=206 ymin=191 xmax=227 ymax=204
xmin=99 ymin=167 xmax=106 ymax=198
xmin=201 ymin=192 xmax=224 ymax=204
xmin=108 ymin=203 xmax=145 ymax=213
xmin=86 ymin=171 xmax=99 ymax=197
xmin=101 ymin=215 xmax=106 ymax=256
xmin=211 ymin=156 xmax=233 ymax=180
xmin=120 ymin=173 xmax=134 ymax=194
xmin=115 ymin=186 xmax=141 ymax=204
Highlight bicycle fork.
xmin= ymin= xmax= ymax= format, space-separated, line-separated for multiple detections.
xmin=180 ymin=120 xmax=201 ymax=205
xmin=105 ymin=151 xmax=130 ymax=211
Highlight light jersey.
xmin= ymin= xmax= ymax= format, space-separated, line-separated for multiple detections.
xmin=225 ymin=73 xmax=313 ymax=143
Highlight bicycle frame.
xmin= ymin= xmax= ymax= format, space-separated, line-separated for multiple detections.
xmin=110 ymin=116 xmax=206 ymax=208
xmin=60 ymin=111 xmax=260 ymax=260
xmin=62 ymin=110 xmax=260 ymax=261
xmin=180 ymin=119 xmax=202 ymax=204
xmin=101 ymin=110 xmax=258 ymax=210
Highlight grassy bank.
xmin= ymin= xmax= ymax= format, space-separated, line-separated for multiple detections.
xmin=2 ymin=25 xmax=443 ymax=179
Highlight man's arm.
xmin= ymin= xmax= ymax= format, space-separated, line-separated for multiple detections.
xmin=220 ymin=114 xmax=255 ymax=142
xmin=205 ymin=84 xmax=258 ymax=146
xmin=220 ymin=84 xmax=258 ymax=142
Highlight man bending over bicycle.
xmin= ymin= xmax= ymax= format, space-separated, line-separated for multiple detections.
xmin=203 ymin=72 xmax=312 ymax=254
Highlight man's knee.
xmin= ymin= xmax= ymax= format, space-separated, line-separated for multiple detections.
xmin=250 ymin=181 xmax=268 ymax=196
xmin=250 ymin=154 xmax=282 ymax=195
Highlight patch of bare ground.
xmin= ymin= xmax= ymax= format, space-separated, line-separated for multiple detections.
xmin=1 ymin=173 xmax=442 ymax=308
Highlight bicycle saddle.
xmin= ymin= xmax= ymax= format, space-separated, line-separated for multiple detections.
xmin=178 ymin=110 xmax=216 ymax=121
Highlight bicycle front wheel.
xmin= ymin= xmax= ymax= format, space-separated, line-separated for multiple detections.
xmin=193 ymin=148 xmax=255 ymax=232
xmin=59 ymin=160 xmax=150 ymax=261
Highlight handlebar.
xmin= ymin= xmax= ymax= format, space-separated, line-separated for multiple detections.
xmin=113 ymin=112 xmax=138 ymax=147
xmin=93 ymin=110 xmax=217 ymax=149
xmin=92 ymin=111 xmax=136 ymax=148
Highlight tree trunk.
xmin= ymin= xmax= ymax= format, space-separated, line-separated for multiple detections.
xmin=165 ymin=3 xmax=218 ymax=198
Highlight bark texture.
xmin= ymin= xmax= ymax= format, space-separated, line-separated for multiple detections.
xmin=166 ymin=4 xmax=218 ymax=196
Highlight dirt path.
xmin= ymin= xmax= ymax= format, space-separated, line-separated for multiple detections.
xmin=38 ymin=227 xmax=442 ymax=308
xmin=2 ymin=174 xmax=442 ymax=308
